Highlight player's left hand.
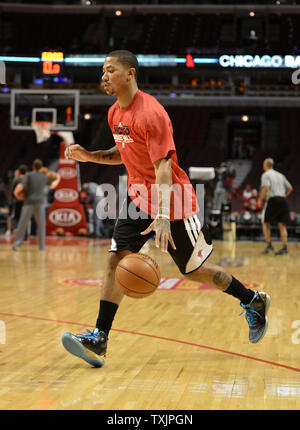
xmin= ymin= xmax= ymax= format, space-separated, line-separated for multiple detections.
xmin=141 ymin=219 xmax=176 ymax=253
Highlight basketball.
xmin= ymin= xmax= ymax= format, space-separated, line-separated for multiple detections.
xmin=47 ymin=171 xmax=57 ymax=181
xmin=56 ymin=227 xmax=65 ymax=236
xmin=77 ymin=227 xmax=87 ymax=236
xmin=115 ymin=253 xmax=161 ymax=298
xmin=15 ymin=189 xmax=26 ymax=200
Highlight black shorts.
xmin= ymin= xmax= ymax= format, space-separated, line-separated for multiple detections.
xmin=262 ymin=196 xmax=290 ymax=224
xmin=110 ymin=197 xmax=213 ymax=274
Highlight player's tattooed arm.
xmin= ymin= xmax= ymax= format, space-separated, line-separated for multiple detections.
xmin=65 ymin=144 xmax=123 ymax=165
xmin=153 ymin=157 xmax=172 ymax=218
xmin=141 ymin=156 xmax=176 ymax=253
xmin=92 ymin=146 xmax=123 ymax=165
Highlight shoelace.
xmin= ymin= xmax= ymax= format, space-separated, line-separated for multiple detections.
xmin=76 ymin=329 xmax=98 ymax=339
xmin=239 ymin=306 xmax=262 ymax=328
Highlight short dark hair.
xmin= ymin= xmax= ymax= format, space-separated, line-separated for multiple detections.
xmin=107 ymin=50 xmax=139 ymax=81
xmin=18 ymin=164 xmax=28 ymax=175
xmin=33 ymin=159 xmax=43 ymax=171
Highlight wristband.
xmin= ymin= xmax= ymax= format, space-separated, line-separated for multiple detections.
xmin=156 ymin=214 xmax=170 ymax=220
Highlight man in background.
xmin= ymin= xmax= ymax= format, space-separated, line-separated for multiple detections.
xmin=82 ymin=182 xmax=106 ymax=238
xmin=258 ymin=158 xmax=293 ymax=255
xmin=12 ymin=159 xmax=60 ymax=251
xmin=5 ymin=164 xmax=28 ymax=238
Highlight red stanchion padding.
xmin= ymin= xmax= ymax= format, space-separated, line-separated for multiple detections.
xmin=46 ymin=140 xmax=88 ymax=236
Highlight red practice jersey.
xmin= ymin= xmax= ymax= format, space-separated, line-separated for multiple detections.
xmin=108 ymin=90 xmax=199 ymax=220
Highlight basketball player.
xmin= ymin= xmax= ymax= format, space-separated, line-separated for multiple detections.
xmin=62 ymin=51 xmax=271 ymax=368
xmin=258 ymin=158 xmax=293 ymax=255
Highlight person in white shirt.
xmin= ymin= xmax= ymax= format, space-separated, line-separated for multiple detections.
xmin=258 ymin=158 xmax=293 ymax=255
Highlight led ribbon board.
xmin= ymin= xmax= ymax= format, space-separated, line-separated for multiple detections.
xmin=1 ymin=54 xmax=300 ymax=69
xmin=219 ymin=54 xmax=300 ymax=68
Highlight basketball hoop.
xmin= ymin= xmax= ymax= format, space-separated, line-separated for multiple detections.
xmin=31 ymin=121 xmax=52 ymax=144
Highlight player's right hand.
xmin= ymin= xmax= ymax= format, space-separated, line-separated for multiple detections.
xmin=141 ymin=218 xmax=176 ymax=253
xmin=65 ymin=144 xmax=90 ymax=162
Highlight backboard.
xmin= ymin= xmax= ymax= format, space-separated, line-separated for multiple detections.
xmin=10 ymin=89 xmax=80 ymax=131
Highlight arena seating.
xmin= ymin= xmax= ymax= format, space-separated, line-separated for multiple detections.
xmin=2 ymin=11 xmax=300 ymax=57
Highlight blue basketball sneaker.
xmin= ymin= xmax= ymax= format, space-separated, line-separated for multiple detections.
xmin=62 ymin=328 xmax=107 ymax=367
xmin=240 ymin=291 xmax=271 ymax=344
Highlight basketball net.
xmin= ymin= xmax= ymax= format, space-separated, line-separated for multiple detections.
xmin=31 ymin=121 xmax=52 ymax=144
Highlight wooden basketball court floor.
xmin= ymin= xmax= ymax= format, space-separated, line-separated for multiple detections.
xmin=0 ymin=235 xmax=300 ymax=410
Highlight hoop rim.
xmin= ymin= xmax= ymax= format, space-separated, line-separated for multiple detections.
xmin=31 ymin=121 xmax=53 ymax=130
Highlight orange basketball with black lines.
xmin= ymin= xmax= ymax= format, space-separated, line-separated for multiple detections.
xmin=115 ymin=253 xmax=161 ymax=298
xmin=15 ymin=189 xmax=26 ymax=200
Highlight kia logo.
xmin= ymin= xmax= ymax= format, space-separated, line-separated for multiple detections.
xmin=54 ymin=188 xmax=78 ymax=203
xmin=49 ymin=208 xmax=82 ymax=226
xmin=58 ymin=167 xmax=77 ymax=179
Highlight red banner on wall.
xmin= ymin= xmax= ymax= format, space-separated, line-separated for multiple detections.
xmin=46 ymin=140 xmax=87 ymax=236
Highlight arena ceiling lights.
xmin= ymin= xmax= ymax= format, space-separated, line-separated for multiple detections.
xmin=1 ymin=54 xmax=300 ymax=69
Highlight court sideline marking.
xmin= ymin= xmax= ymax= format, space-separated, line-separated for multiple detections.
xmin=0 ymin=311 xmax=300 ymax=374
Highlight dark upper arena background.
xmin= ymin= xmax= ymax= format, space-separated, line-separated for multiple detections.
xmin=0 ymin=0 xmax=300 ymax=240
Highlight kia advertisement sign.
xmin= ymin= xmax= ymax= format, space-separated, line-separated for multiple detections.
xmin=54 ymin=188 xmax=78 ymax=203
xmin=46 ymin=139 xmax=88 ymax=236
xmin=58 ymin=167 xmax=77 ymax=180
xmin=49 ymin=208 xmax=82 ymax=227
